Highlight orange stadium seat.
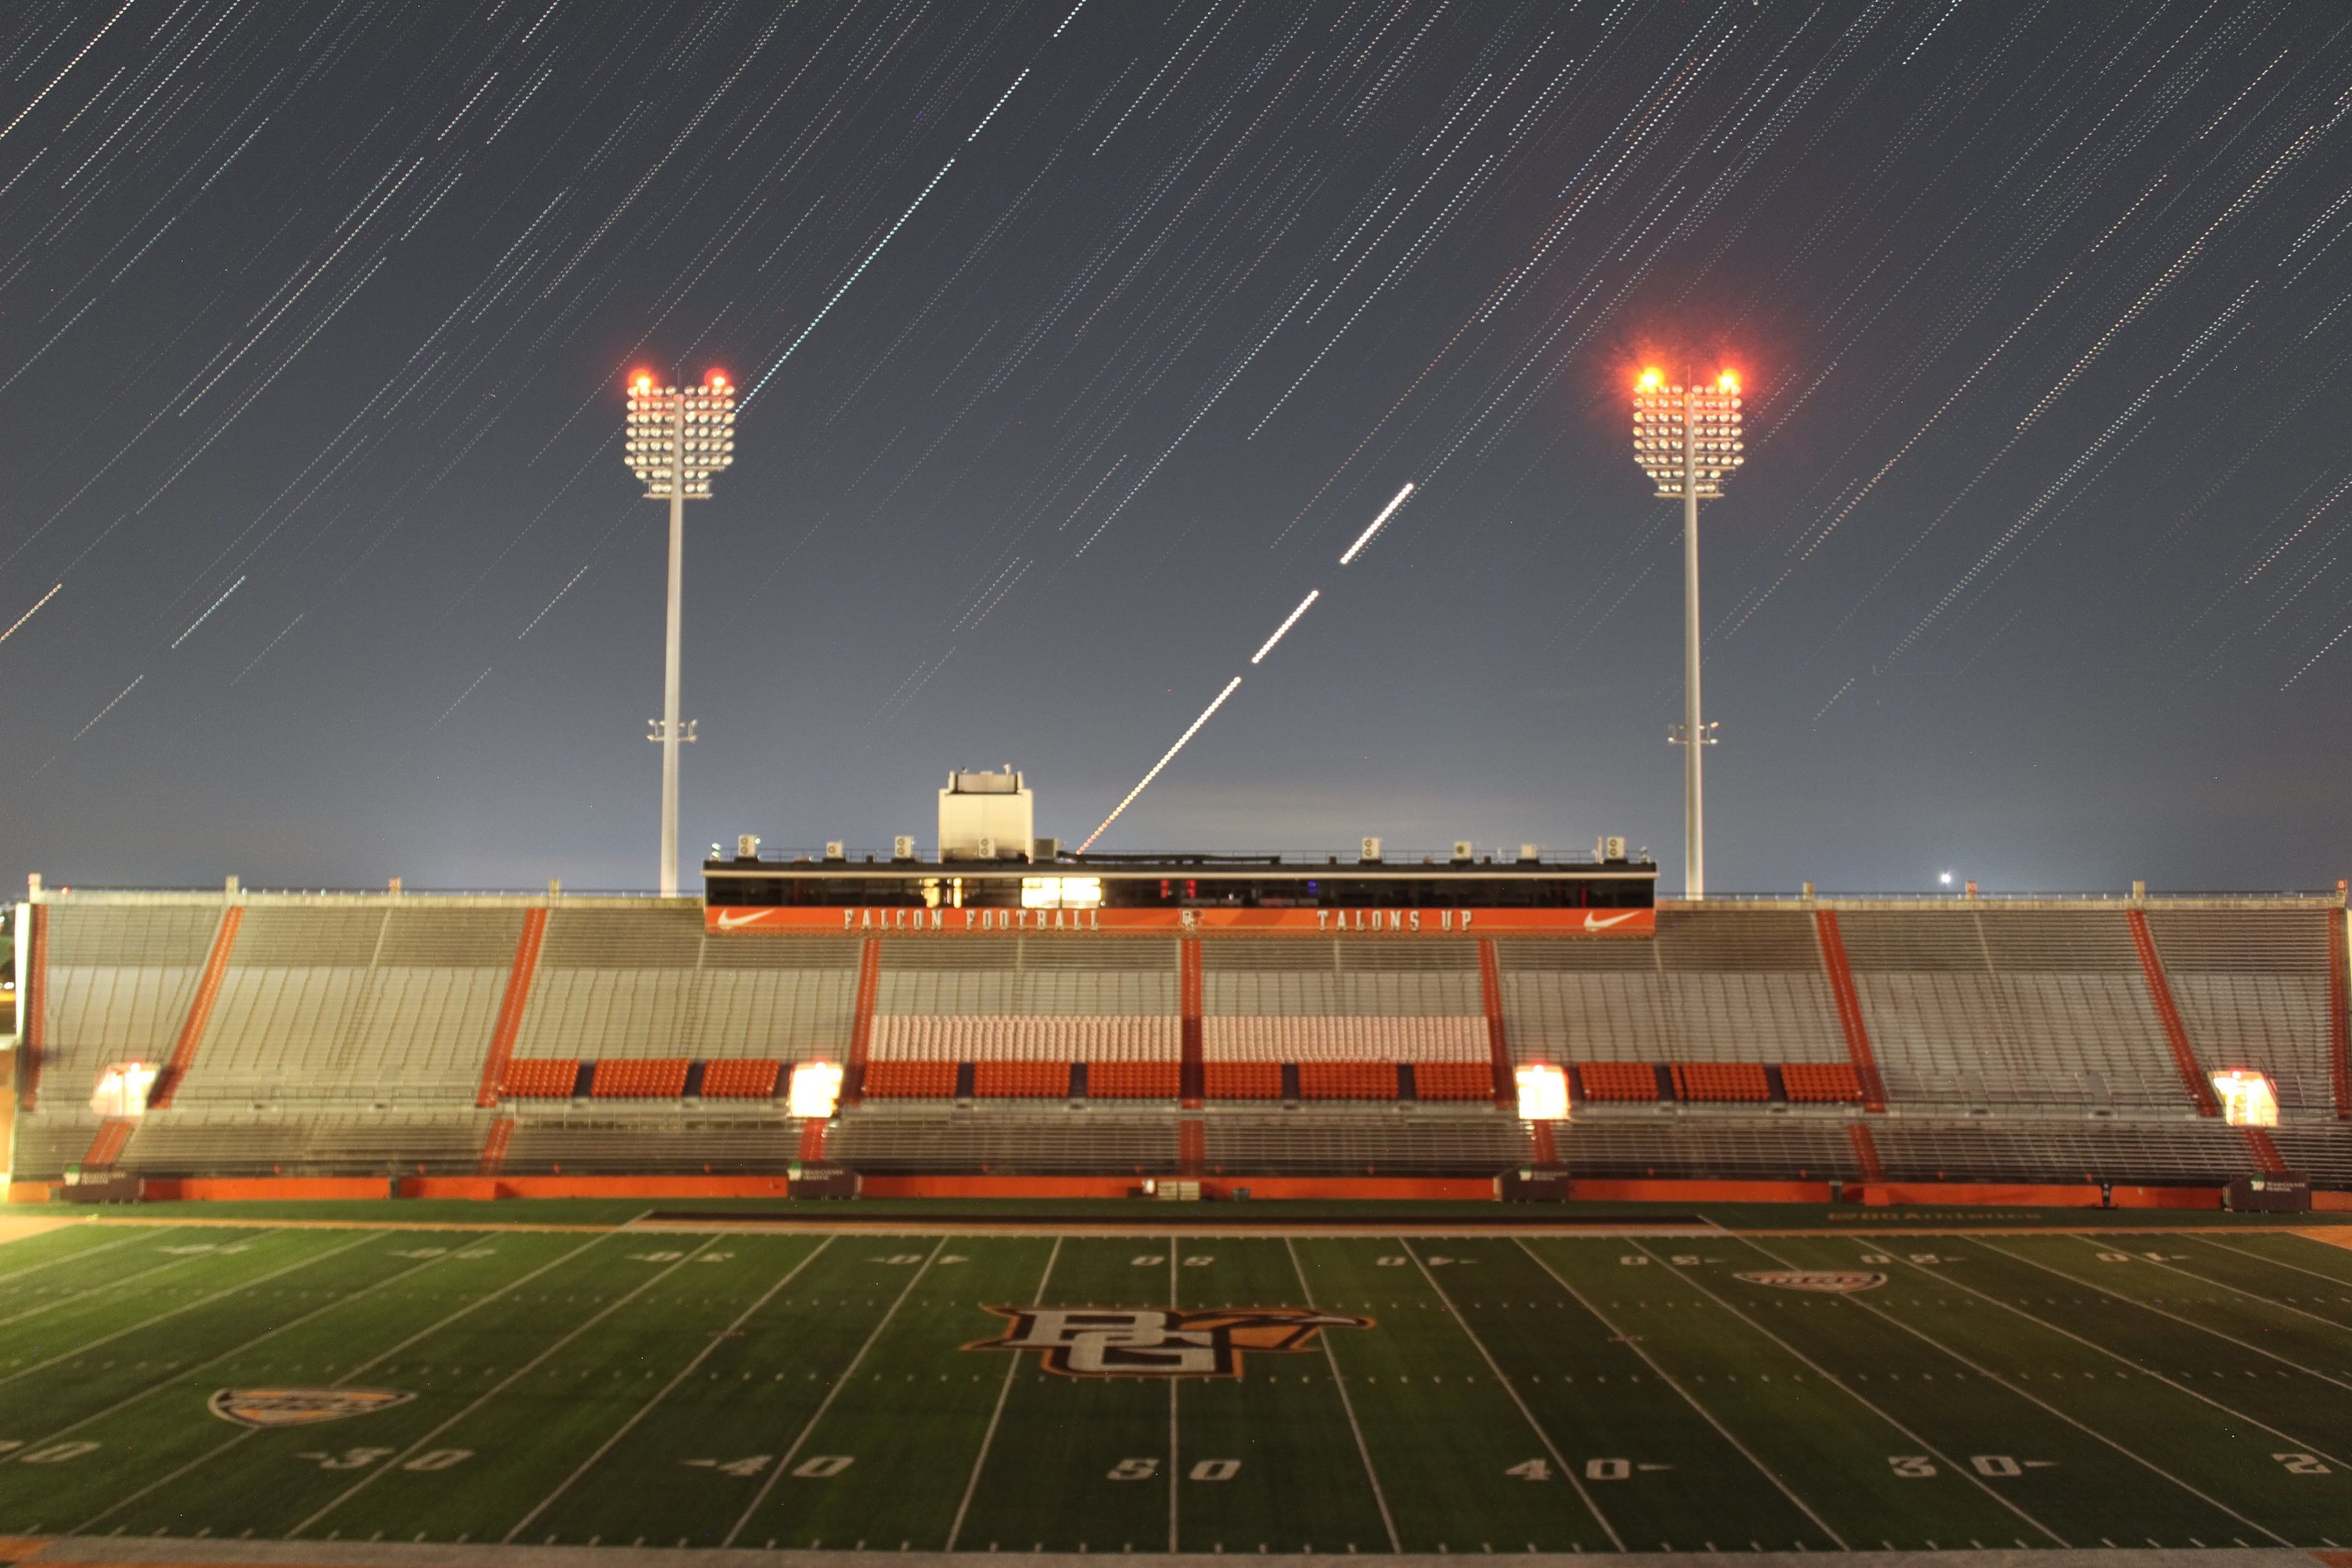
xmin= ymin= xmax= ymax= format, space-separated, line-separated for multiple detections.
xmin=1087 ymin=1061 xmax=1182 ymax=1099
xmin=1414 ymin=1062 xmax=1496 ymax=1101
xmin=1672 ymin=1063 xmax=1771 ymax=1102
xmin=1204 ymin=1061 xmax=1283 ymax=1100
xmin=698 ymin=1059 xmax=782 ymax=1099
xmin=1576 ymin=1062 xmax=1659 ymax=1101
xmin=591 ymin=1058 xmax=691 ymax=1098
xmin=862 ymin=1060 xmax=959 ymax=1099
xmin=1781 ymin=1062 xmax=1864 ymax=1103
xmin=973 ymin=1061 xmax=1072 ymax=1098
xmin=501 ymin=1058 xmax=579 ymax=1098
xmin=1297 ymin=1061 xmax=1398 ymax=1100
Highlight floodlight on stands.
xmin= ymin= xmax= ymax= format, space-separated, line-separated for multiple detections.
xmin=1515 ymin=1063 xmax=1569 ymax=1121
xmin=2212 ymin=1068 xmax=2278 ymax=1128
xmin=787 ymin=1060 xmax=845 ymax=1119
xmin=1630 ymin=364 xmax=1746 ymax=899
xmin=90 ymin=1061 xmax=158 ymax=1119
xmin=624 ymin=368 xmax=738 ymax=895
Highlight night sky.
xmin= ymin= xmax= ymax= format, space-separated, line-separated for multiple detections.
xmin=4 ymin=0 xmax=2350 ymax=897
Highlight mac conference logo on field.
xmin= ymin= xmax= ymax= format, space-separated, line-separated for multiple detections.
xmin=970 ymin=1306 xmax=1373 ymax=1378
xmin=1733 ymin=1270 xmax=1887 ymax=1294
xmin=208 ymin=1388 xmax=415 ymax=1428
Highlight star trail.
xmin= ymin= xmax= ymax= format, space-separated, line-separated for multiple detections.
xmin=1 ymin=1 xmax=2348 ymax=892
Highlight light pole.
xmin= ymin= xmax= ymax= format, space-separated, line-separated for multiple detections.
xmin=625 ymin=368 xmax=736 ymax=896
xmin=1632 ymin=366 xmax=1743 ymax=899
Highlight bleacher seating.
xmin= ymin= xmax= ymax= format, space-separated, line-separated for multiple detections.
xmin=1577 ymin=1062 xmax=1660 ymax=1101
xmin=589 ymin=1058 xmax=690 ymax=1098
xmin=1087 ymin=1060 xmax=1181 ymax=1098
xmin=1204 ymin=1061 xmax=1283 ymax=1100
xmin=1413 ymin=1062 xmax=1496 ymax=1101
xmin=862 ymin=1060 xmax=957 ymax=1099
xmin=1781 ymin=1062 xmax=1864 ymax=1102
xmin=974 ymin=1061 xmax=1072 ymax=1098
xmin=502 ymin=1058 xmax=579 ymax=1098
xmin=699 ymin=1059 xmax=782 ymax=1099
xmin=1298 ymin=1061 xmax=1397 ymax=1100
xmin=1672 ymin=1062 xmax=1771 ymax=1102
xmin=10 ymin=889 xmax=2345 ymax=1188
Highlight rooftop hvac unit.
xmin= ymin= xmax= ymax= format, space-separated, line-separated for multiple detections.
xmin=892 ymin=835 xmax=917 ymax=862
xmin=940 ymin=767 xmax=1033 ymax=861
xmin=1452 ymin=840 xmax=1474 ymax=862
xmin=1033 ymin=837 xmax=1060 ymax=862
xmin=1360 ymin=837 xmax=1382 ymax=863
xmin=736 ymin=834 xmax=760 ymax=861
xmin=1520 ymin=843 xmax=1540 ymax=863
xmin=823 ymin=841 xmax=845 ymax=861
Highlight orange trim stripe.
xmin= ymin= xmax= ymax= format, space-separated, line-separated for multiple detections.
xmin=18 ymin=905 xmax=45 ymax=1111
xmin=1845 ymin=1121 xmax=1885 ymax=1183
xmin=477 ymin=1116 xmax=514 ymax=1176
xmin=1178 ymin=938 xmax=1204 ymax=1107
xmin=2329 ymin=911 xmax=2350 ymax=1121
xmin=843 ymin=938 xmax=881 ymax=1106
xmin=476 ymin=909 xmax=548 ymax=1109
xmin=148 ymin=906 xmax=242 ymax=1109
xmin=1477 ymin=938 xmax=1514 ymax=1105
xmin=2127 ymin=908 xmax=2220 ymax=1116
xmin=1814 ymin=911 xmax=1887 ymax=1111
xmin=80 ymin=1117 xmax=136 ymax=1170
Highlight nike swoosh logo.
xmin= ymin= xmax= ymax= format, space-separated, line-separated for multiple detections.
xmin=714 ymin=910 xmax=771 ymax=930
xmin=1583 ymin=911 xmax=1639 ymax=931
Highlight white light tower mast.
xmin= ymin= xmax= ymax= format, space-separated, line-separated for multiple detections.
xmin=1632 ymin=366 xmax=1743 ymax=899
xmin=625 ymin=368 xmax=736 ymax=896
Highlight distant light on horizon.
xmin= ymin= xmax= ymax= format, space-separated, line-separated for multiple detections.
xmin=1939 ymin=870 xmax=1953 ymax=885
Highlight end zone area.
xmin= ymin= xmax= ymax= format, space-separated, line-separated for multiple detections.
xmin=0 ymin=1204 xmax=2348 ymax=1558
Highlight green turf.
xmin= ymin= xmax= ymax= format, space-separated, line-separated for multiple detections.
xmin=58 ymin=1194 xmax=2352 ymax=1228
xmin=0 ymin=1217 xmax=2349 ymax=1552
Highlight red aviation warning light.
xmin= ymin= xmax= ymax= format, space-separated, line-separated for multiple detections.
xmin=1637 ymin=366 xmax=1663 ymax=391
xmin=1716 ymin=369 xmax=1740 ymax=393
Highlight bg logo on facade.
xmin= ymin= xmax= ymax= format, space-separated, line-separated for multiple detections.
xmin=968 ymin=1306 xmax=1372 ymax=1378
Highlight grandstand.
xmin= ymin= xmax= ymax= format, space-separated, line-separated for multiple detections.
xmin=7 ymin=870 xmax=2345 ymax=1196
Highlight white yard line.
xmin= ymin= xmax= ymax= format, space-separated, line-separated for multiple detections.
xmin=1868 ymin=1238 xmax=2352 ymax=1474
xmin=1980 ymin=1235 xmax=2352 ymax=1393
xmin=720 ymin=1236 xmax=948 ymax=1548
xmin=0 ymin=1224 xmax=157 ymax=1285
xmin=290 ymin=1235 xmax=723 ymax=1536
xmin=1732 ymin=1234 xmax=2289 ymax=1547
xmin=1167 ymin=1242 xmax=1180 ymax=1555
xmin=0 ymin=1229 xmax=374 ymax=1389
xmin=502 ymin=1235 xmax=839 ymax=1542
xmin=0 ymin=1240 xmax=215 ymax=1329
xmin=1627 ymin=1238 xmax=2068 ymax=1548
xmin=1399 ymin=1237 xmax=1625 ymax=1552
xmin=11 ymin=1243 xmax=459 ymax=1463
xmin=2195 ymin=1231 xmax=2352 ymax=1291
xmin=1284 ymin=1235 xmax=1400 ymax=1553
xmin=1510 ymin=1237 xmax=1846 ymax=1550
xmin=66 ymin=1233 xmax=616 ymax=1536
xmin=2068 ymin=1232 xmax=2352 ymax=1336
xmin=946 ymin=1237 xmax=1062 ymax=1551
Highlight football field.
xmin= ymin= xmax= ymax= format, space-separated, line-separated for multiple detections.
xmin=1 ymin=1213 xmax=2351 ymax=1559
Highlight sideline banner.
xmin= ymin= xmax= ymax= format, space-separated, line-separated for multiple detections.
xmin=706 ymin=905 xmax=1655 ymax=937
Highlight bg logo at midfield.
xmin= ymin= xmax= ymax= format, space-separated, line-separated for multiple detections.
xmin=969 ymin=1306 xmax=1371 ymax=1378
xmin=208 ymin=1389 xmax=413 ymax=1428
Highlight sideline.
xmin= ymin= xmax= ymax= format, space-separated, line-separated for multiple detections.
xmin=2 ymin=1529 xmax=2345 ymax=1566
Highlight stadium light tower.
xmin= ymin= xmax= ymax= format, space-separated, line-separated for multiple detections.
xmin=625 ymin=369 xmax=736 ymax=896
xmin=1632 ymin=366 xmax=1743 ymax=899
